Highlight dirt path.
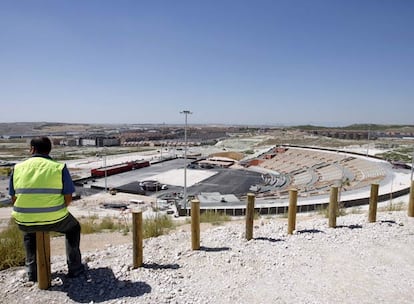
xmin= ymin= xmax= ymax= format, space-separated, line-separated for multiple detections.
xmin=51 ymin=231 xmax=131 ymax=256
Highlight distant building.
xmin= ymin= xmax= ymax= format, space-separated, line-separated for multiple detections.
xmin=79 ymin=137 xmax=97 ymax=146
xmin=97 ymin=137 xmax=120 ymax=147
xmin=78 ymin=136 xmax=120 ymax=147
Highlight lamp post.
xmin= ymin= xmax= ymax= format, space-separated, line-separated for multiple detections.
xmin=160 ymin=142 xmax=162 ymax=161
xmin=180 ymin=110 xmax=192 ymax=209
xmin=103 ymin=147 xmax=108 ymax=192
xmin=366 ymin=126 xmax=371 ymax=156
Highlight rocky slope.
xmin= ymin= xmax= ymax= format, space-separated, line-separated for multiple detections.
xmin=1 ymin=210 xmax=414 ymax=304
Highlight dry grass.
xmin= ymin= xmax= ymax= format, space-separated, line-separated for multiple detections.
xmin=80 ymin=216 xmax=129 ymax=235
xmin=200 ymin=210 xmax=231 ymax=225
xmin=378 ymin=201 xmax=405 ymax=212
xmin=143 ymin=214 xmax=175 ymax=238
xmin=0 ymin=219 xmax=25 ymax=271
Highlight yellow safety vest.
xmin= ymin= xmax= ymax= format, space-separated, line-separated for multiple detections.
xmin=12 ymin=157 xmax=69 ymax=226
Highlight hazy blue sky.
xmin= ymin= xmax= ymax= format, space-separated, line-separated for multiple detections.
xmin=1 ymin=0 xmax=413 ymax=126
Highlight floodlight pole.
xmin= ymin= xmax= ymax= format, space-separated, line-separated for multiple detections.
xmin=180 ymin=110 xmax=192 ymax=209
xmin=104 ymin=147 xmax=108 ymax=192
xmin=160 ymin=142 xmax=162 ymax=161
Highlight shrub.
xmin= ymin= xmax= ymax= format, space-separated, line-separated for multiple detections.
xmin=143 ymin=214 xmax=174 ymax=238
xmin=80 ymin=217 xmax=100 ymax=234
xmin=99 ymin=216 xmax=117 ymax=230
xmin=0 ymin=219 xmax=25 ymax=271
xmin=316 ymin=203 xmax=346 ymax=218
xmin=316 ymin=205 xmax=329 ymax=218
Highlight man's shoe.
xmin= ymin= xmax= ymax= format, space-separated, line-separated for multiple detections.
xmin=67 ymin=264 xmax=85 ymax=278
xmin=27 ymin=272 xmax=37 ymax=282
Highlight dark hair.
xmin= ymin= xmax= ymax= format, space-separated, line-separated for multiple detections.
xmin=30 ymin=137 xmax=52 ymax=154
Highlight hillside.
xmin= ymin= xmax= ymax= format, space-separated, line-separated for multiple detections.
xmin=2 ymin=122 xmax=414 ymax=136
xmin=0 ymin=122 xmax=110 ymax=136
xmin=1 ymin=207 xmax=413 ymax=304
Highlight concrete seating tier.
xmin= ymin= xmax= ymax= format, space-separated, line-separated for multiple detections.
xmin=255 ymin=147 xmax=387 ymax=197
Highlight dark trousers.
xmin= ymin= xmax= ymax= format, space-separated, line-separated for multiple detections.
xmin=18 ymin=213 xmax=82 ymax=279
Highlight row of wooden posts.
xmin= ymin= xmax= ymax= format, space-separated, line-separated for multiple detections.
xmin=133 ymin=180 xmax=414 ymax=263
xmin=36 ymin=181 xmax=414 ymax=289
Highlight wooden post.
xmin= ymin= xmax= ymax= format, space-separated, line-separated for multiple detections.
xmin=329 ymin=187 xmax=338 ymax=228
xmin=191 ymin=199 xmax=200 ymax=250
xmin=287 ymin=189 xmax=298 ymax=235
xmin=368 ymin=184 xmax=379 ymax=222
xmin=36 ymin=232 xmax=51 ymax=290
xmin=245 ymin=193 xmax=255 ymax=240
xmin=132 ymin=211 xmax=143 ymax=268
xmin=408 ymin=180 xmax=414 ymax=217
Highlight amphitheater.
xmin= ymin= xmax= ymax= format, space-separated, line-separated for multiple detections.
xmin=246 ymin=145 xmax=388 ymax=197
xmin=189 ymin=145 xmax=412 ymax=215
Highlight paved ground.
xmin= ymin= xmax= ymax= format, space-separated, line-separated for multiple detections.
xmin=88 ymin=158 xmax=262 ymax=198
xmin=187 ymin=168 xmax=262 ymax=197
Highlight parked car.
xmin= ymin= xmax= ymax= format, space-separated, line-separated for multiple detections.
xmin=139 ymin=180 xmax=168 ymax=191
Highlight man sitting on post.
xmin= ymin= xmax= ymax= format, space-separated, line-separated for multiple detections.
xmin=9 ymin=136 xmax=84 ymax=281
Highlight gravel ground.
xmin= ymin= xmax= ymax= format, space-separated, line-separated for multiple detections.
xmin=1 ymin=210 xmax=414 ymax=304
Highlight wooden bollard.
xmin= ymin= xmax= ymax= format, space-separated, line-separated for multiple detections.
xmin=408 ymin=180 xmax=414 ymax=217
xmin=191 ymin=200 xmax=200 ymax=250
xmin=287 ymin=189 xmax=298 ymax=235
xmin=368 ymin=184 xmax=379 ymax=222
xmin=36 ymin=232 xmax=51 ymax=290
xmin=245 ymin=193 xmax=255 ymax=240
xmin=132 ymin=211 xmax=143 ymax=268
xmin=329 ymin=187 xmax=338 ymax=228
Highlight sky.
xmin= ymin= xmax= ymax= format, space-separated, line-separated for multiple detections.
xmin=0 ymin=0 xmax=413 ymax=127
